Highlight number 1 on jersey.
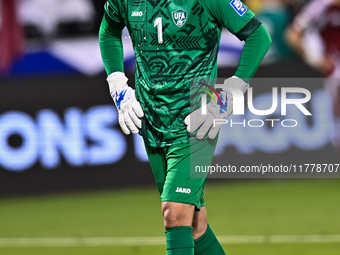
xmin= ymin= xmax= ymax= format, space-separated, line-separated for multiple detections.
xmin=154 ymin=17 xmax=163 ymax=44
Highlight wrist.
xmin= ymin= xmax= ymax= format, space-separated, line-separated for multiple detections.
xmin=107 ymin=72 xmax=128 ymax=93
xmin=224 ymin=76 xmax=249 ymax=93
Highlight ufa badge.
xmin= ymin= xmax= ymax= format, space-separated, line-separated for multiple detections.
xmin=172 ymin=9 xmax=187 ymax=28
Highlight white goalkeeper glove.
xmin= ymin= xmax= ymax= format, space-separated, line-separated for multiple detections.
xmin=185 ymin=76 xmax=248 ymax=139
xmin=107 ymin=72 xmax=144 ymax=135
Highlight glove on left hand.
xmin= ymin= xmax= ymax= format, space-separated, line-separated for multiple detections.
xmin=185 ymin=76 xmax=248 ymax=139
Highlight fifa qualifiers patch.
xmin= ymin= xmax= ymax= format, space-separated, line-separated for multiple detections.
xmin=230 ymin=0 xmax=248 ymax=17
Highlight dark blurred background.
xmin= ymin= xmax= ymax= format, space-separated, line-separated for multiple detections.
xmin=1 ymin=1 xmax=340 ymax=255
xmin=0 ymin=0 xmax=338 ymax=195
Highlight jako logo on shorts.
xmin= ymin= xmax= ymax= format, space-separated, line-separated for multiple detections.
xmin=176 ymin=187 xmax=191 ymax=194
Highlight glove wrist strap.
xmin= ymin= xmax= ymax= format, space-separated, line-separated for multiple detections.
xmin=223 ymin=76 xmax=249 ymax=94
xmin=107 ymin=72 xmax=129 ymax=93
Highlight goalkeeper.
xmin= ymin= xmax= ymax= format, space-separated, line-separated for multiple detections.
xmin=99 ymin=0 xmax=271 ymax=254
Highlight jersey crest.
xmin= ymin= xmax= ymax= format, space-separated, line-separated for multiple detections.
xmin=172 ymin=9 xmax=187 ymax=28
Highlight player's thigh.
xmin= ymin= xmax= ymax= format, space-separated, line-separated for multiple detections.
xmin=161 ymin=138 xmax=218 ymax=210
xmin=145 ymin=145 xmax=168 ymax=194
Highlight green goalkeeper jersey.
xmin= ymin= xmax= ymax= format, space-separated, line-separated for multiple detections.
xmin=104 ymin=0 xmax=261 ymax=147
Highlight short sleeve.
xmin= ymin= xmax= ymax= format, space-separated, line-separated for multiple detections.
xmin=202 ymin=0 xmax=261 ymax=40
xmin=104 ymin=0 xmax=125 ymax=29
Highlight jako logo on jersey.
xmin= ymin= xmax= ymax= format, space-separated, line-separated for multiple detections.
xmin=132 ymin=11 xmax=143 ymax=17
xmin=176 ymin=187 xmax=191 ymax=194
xmin=230 ymin=0 xmax=248 ymax=17
xmin=172 ymin=9 xmax=187 ymax=28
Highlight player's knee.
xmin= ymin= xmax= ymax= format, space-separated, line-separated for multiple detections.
xmin=162 ymin=202 xmax=194 ymax=229
xmin=163 ymin=203 xmax=181 ymax=229
xmin=163 ymin=213 xmax=180 ymax=229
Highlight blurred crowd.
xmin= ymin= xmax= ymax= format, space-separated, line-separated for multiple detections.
xmin=0 ymin=0 xmax=107 ymax=38
xmin=0 ymin=0 xmax=309 ymax=41
xmin=0 ymin=0 xmax=339 ymax=77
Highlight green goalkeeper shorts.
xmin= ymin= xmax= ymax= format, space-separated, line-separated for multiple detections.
xmin=145 ymin=138 xmax=218 ymax=210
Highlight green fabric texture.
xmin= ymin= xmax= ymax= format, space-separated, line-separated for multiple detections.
xmin=166 ymin=226 xmax=194 ymax=255
xmin=99 ymin=0 xmax=271 ymax=146
xmin=235 ymin=16 xmax=261 ymax=41
xmin=194 ymin=225 xmax=226 ymax=255
xmin=98 ymin=17 xmax=124 ymax=75
xmin=144 ymin=138 xmax=218 ymax=211
xmin=202 ymin=0 xmax=255 ymax=34
xmin=235 ymin=24 xmax=272 ymax=83
xmin=101 ymin=0 xmax=260 ymax=147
